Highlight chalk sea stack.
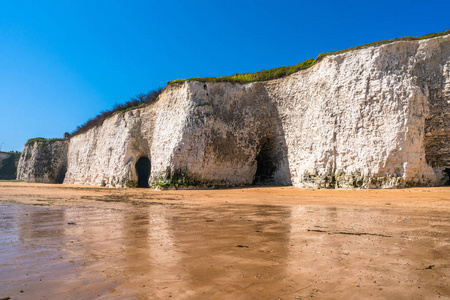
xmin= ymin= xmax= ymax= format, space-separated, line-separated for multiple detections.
xmin=17 ymin=33 xmax=450 ymax=188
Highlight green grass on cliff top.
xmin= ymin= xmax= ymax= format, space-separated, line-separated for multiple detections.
xmin=25 ymin=137 xmax=64 ymax=146
xmin=168 ymin=30 xmax=450 ymax=85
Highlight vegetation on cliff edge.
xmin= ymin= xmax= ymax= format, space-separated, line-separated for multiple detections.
xmin=168 ymin=29 xmax=450 ymax=84
xmin=70 ymin=87 xmax=163 ymax=136
xmin=25 ymin=137 xmax=65 ymax=146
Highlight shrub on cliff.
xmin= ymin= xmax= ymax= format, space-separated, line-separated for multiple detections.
xmin=71 ymin=87 xmax=163 ymax=136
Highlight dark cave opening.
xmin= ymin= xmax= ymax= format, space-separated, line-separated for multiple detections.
xmin=444 ymin=168 xmax=450 ymax=186
xmin=136 ymin=157 xmax=151 ymax=188
xmin=253 ymin=137 xmax=277 ymax=185
xmin=55 ymin=166 xmax=67 ymax=184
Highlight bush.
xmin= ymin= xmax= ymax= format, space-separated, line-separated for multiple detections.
xmin=71 ymin=87 xmax=163 ymax=136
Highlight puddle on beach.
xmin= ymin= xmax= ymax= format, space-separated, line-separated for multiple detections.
xmin=0 ymin=201 xmax=449 ymax=299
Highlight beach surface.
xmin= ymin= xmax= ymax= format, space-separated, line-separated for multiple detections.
xmin=0 ymin=182 xmax=449 ymax=299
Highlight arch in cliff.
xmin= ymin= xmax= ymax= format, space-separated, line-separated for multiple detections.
xmin=444 ymin=168 xmax=450 ymax=185
xmin=253 ymin=136 xmax=278 ymax=185
xmin=55 ymin=165 xmax=67 ymax=184
xmin=135 ymin=157 xmax=151 ymax=188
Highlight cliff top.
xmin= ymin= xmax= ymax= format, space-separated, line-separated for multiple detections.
xmin=168 ymin=30 xmax=450 ymax=85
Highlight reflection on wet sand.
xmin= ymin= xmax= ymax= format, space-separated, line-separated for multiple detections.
xmin=61 ymin=204 xmax=182 ymax=298
xmin=0 ymin=197 xmax=449 ymax=299
xmin=165 ymin=205 xmax=293 ymax=299
xmin=118 ymin=205 xmax=182 ymax=298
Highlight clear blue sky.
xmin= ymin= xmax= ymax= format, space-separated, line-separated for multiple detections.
xmin=0 ymin=0 xmax=448 ymax=152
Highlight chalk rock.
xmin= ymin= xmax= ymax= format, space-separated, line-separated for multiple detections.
xmin=18 ymin=34 xmax=450 ymax=188
xmin=17 ymin=140 xmax=68 ymax=183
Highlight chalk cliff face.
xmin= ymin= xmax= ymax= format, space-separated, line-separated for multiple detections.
xmin=19 ymin=34 xmax=450 ymax=188
xmin=264 ymin=36 xmax=450 ymax=188
xmin=17 ymin=140 xmax=68 ymax=183
xmin=63 ymin=84 xmax=191 ymax=187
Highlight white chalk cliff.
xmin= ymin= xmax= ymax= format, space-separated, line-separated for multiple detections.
xmin=18 ymin=34 xmax=450 ymax=188
xmin=17 ymin=140 xmax=68 ymax=183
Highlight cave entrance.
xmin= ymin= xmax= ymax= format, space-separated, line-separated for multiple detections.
xmin=253 ymin=137 xmax=277 ymax=185
xmin=444 ymin=168 xmax=450 ymax=186
xmin=55 ymin=166 xmax=67 ymax=184
xmin=135 ymin=157 xmax=151 ymax=188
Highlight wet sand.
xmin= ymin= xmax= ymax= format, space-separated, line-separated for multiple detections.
xmin=0 ymin=182 xmax=449 ymax=299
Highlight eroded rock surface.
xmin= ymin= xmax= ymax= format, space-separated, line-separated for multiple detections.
xmin=17 ymin=140 xmax=68 ymax=183
xmin=18 ymin=35 xmax=450 ymax=188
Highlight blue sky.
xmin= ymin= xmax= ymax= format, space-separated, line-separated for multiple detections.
xmin=0 ymin=0 xmax=449 ymax=152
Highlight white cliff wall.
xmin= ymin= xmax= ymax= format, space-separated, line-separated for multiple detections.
xmin=17 ymin=140 xmax=68 ymax=183
xmin=24 ymin=34 xmax=449 ymax=188
xmin=171 ymin=35 xmax=449 ymax=188
xmin=168 ymin=81 xmax=291 ymax=186
xmin=63 ymin=84 xmax=191 ymax=187
xmin=265 ymin=36 xmax=450 ymax=187
xmin=63 ymin=111 xmax=141 ymax=187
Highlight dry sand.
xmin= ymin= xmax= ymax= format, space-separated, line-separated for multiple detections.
xmin=0 ymin=182 xmax=449 ymax=299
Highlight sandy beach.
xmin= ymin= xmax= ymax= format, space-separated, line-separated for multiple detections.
xmin=0 ymin=182 xmax=449 ymax=299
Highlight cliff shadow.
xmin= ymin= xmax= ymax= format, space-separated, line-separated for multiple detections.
xmin=253 ymin=85 xmax=291 ymax=186
xmin=55 ymin=165 xmax=67 ymax=184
